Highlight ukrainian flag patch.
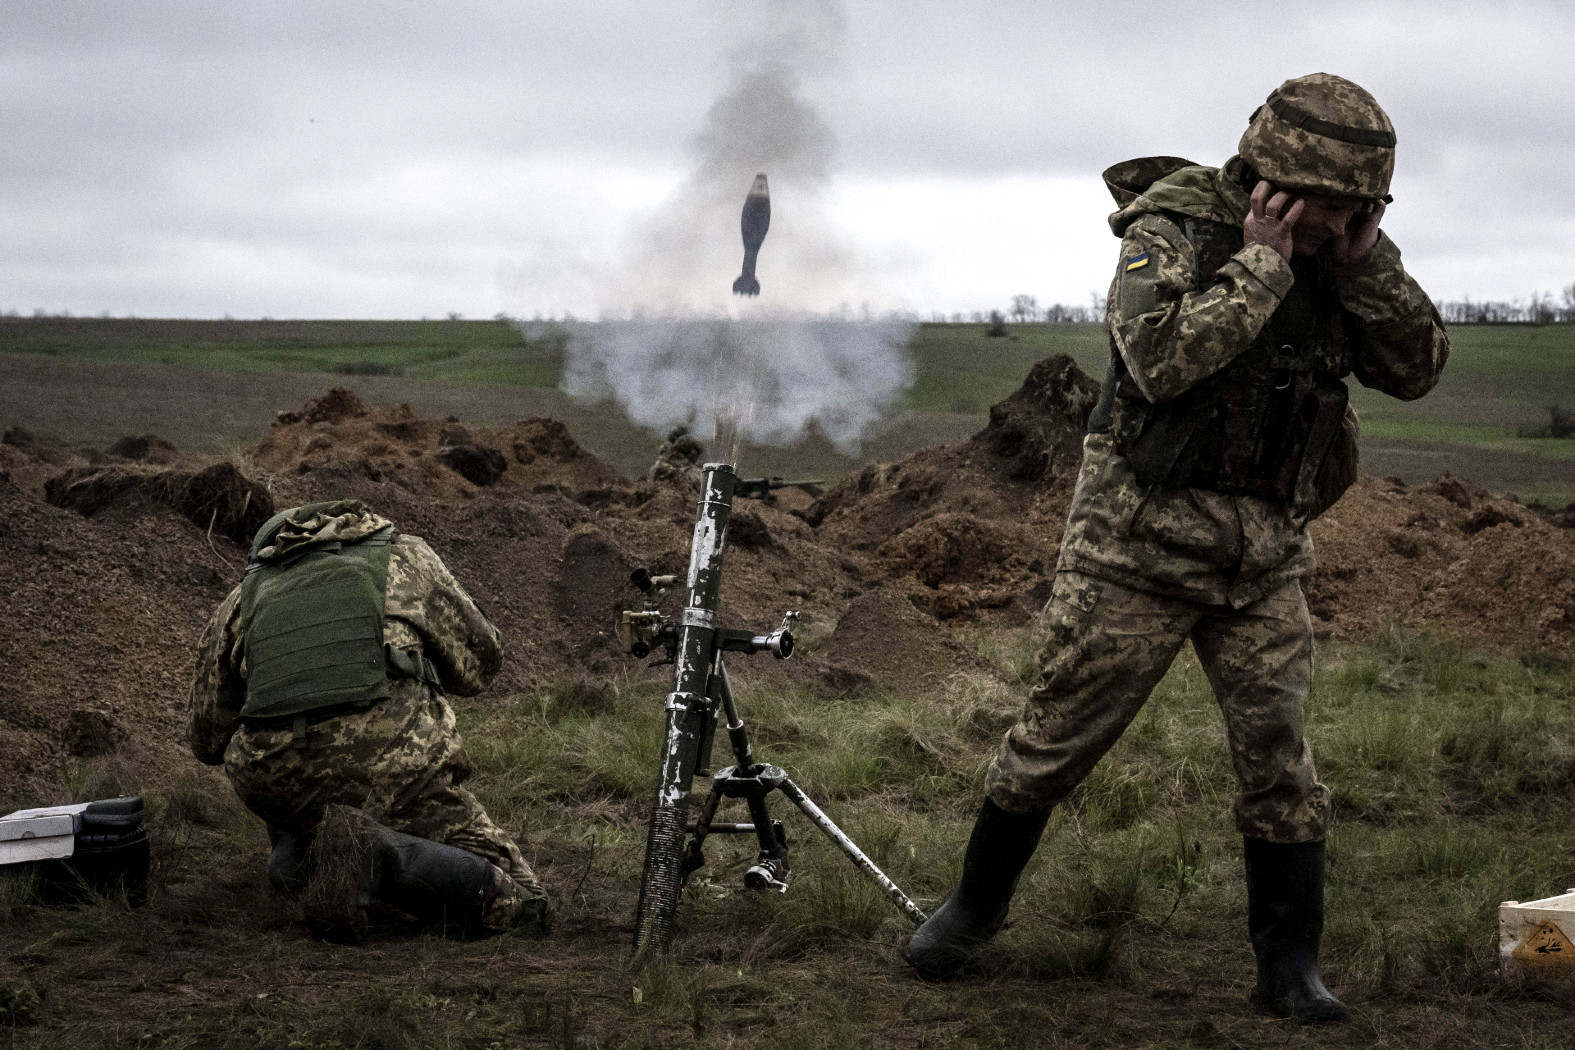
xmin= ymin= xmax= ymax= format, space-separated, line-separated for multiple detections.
xmin=1125 ymin=252 xmax=1150 ymax=272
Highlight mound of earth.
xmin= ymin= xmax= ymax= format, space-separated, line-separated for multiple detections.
xmin=45 ymin=461 xmax=274 ymax=546
xmin=808 ymin=353 xmax=1096 ymax=619
xmin=108 ymin=434 xmax=179 ymax=464
xmin=810 ymin=354 xmax=1573 ymax=647
xmin=1308 ymin=473 xmax=1574 ymax=645
xmin=818 ymin=588 xmax=995 ymax=693
xmin=810 ymin=354 xmax=1096 ymax=545
xmin=251 ymin=388 xmax=625 ymax=501
xmin=0 ymin=434 xmax=88 ymax=499
xmin=876 ymin=514 xmax=1051 ymax=619
xmin=0 ymin=476 xmax=240 ymax=803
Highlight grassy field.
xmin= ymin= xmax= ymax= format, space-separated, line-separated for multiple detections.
xmin=905 ymin=322 xmax=1575 ymax=503
xmin=0 ymin=318 xmax=566 ymax=387
xmin=4 ymin=626 xmax=1574 ymax=1047
xmin=2 ymin=317 xmax=1571 ymax=502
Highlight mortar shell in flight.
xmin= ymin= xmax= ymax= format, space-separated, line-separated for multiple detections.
xmin=733 ymin=173 xmax=770 ymax=297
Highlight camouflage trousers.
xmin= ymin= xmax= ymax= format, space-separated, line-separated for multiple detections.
xmin=985 ymin=570 xmax=1330 ymax=842
xmin=224 ymin=681 xmax=546 ymax=930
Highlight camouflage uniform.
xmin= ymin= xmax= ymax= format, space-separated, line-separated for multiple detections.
xmin=188 ymin=505 xmax=546 ymax=927
xmin=912 ymin=78 xmax=1440 ymax=1016
xmin=984 ymin=145 xmax=1449 ymax=842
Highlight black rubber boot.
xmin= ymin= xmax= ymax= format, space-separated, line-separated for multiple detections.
xmin=365 ymin=826 xmax=500 ymax=940
xmin=905 ymin=800 xmax=1051 ymax=979
xmin=1244 ymin=837 xmax=1349 ymax=1023
xmin=266 ymin=826 xmax=311 ymax=893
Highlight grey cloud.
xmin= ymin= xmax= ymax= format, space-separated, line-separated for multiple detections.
xmin=1 ymin=0 xmax=1572 ymax=316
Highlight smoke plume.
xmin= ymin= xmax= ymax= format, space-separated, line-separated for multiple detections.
xmin=542 ymin=1 xmax=915 ymax=460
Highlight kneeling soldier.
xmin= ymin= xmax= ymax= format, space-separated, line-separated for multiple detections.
xmin=907 ymin=74 xmax=1449 ymax=1021
xmin=188 ymin=500 xmax=549 ymax=940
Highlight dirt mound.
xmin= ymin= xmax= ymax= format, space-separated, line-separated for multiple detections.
xmin=807 ymin=353 xmax=1093 ymax=620
xmin=875 ymin=513 xmax=1051 ymax=620
xmin=252 ymin=389 xmax=624 ymax=502
xmin=811 ymin=357 xmax=1574 ymax=647
xmin=976 ymin=353 xmax=1101 ymax=482
xmin=818 ymin=587 xmax=995 ymax=692
xmin=0 ymin=433 xmax=90 ymax=499
xmin=108 ymin=434 xmax=178 ymax=464
xmin=808 ymin=355 xmax=1094 ymax=553
xmin=552 ymin=525 xmax=642 ymax=673
xmin=436 ymin=442 xmax=507 ymax=486
xmin=1308 ymin=473 xmax=1574 ymax=646
xmin=277 ymin=386 xmax=370 ymax=426
xmin=44 ymin=461 xmax=274 ymax=546
xmin=493 ymin=417 xmax=625 ymax=493
xmin=0 ymin=482 xmax=240 ymax=806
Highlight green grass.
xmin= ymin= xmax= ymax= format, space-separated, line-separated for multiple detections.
xmin=0 ymin=317 xmax=566 ymax=386
xmin=901 ymin=323 xmax=1108 ymax=414
xmin=10 ymin=628 xmax=1575 ymax=1047
xmin=1354 ymin=416 xmax=1575 ymax=459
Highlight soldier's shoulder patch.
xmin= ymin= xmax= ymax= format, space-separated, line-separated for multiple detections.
xmin=1124 ymin=252 xmax=1151 ymax=272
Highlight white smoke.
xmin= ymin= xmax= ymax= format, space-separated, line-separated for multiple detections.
xmin=534 ymin=1 xmax=915 ymax=459
xmin=560 ymin=313 xmax=914 ymax=456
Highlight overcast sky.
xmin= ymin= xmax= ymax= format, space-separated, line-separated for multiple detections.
xmin=3 ymin=0 xmax=1572 ymax=319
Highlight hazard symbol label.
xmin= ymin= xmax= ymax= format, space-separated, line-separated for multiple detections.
xmin=1512 ymin=922 xmax=1575 ymax=976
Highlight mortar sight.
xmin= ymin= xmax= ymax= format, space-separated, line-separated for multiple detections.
xmin=749 ymin=612 xmax=797 ymax=659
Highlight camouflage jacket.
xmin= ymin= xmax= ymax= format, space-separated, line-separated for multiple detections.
xmin=1057 ymin=156 xmax=1449 ymax=607
xmin=188 ymin=507 xmax=503 ymax=765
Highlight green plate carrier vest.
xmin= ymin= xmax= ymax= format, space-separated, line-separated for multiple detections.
xmin=1087 ymin=211 xmax=1359 ymax=523
xmin=237 ymin=523 xmax=398 ymax=724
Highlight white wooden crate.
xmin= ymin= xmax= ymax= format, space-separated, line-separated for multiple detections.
xmin=0 ymin=802 xmax=88 ymax=866
xmin=1501 ymin=890 xmax=1575 ymax=981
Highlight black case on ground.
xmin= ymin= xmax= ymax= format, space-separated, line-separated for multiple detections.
xmin=39 ymin=796 xmax=150 ymax=907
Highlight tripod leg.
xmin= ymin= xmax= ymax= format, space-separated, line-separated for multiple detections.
xmin=683 ymin=779 xmax=725 ymax=874
xmin=742 ymin=793 xmax=789 ymax=892
xmin=778 ymin=776 xmax=928 ymax=925
xmin=714 ymin=661 xmax=789 ymax=891
xmin=715 ymin=660 xmax=758 ymax=773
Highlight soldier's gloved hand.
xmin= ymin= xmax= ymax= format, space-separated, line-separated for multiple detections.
xmin=1324 ymin=198 xmax=1387 ymax=267
xmin=1243 ymin=180 xmax=1303 ymax=263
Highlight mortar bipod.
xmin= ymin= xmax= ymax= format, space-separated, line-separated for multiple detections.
xmin=628 ymin=461 xmax=926 ymax=956
xmin=681 ymin=658 xmax=928 ymax=925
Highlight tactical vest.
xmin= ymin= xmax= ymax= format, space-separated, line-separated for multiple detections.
xmin=1087 ymin=215 xmax=1358 ymax=522
xmin=237 ymin=523 xmax=404 ymax=725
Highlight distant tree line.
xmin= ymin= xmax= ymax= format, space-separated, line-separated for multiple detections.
xmin=1433 ymin=285 xmax=1575 ymax=324
xmin=928 ymin=293 xmax=1110 ymax=325
xmin=940 ymin=283 xmax=1575 ymax=327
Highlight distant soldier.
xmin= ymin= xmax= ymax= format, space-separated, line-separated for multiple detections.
xmin=188 ymin=500 xmax=549 ymax=940
xmin=647 ymin=423 xmax=706 ymax=483
xmin=907 ymin=74 xmax=1449 ymax=1022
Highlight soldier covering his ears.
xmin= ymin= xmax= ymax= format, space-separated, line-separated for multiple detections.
xmin=906 ymin=74 xmax=1449 ymax=1022
xmin=187 ymin=500 xmax=549 ymax=940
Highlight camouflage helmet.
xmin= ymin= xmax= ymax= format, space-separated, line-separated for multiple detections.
xmin=1239 ymin=73 xmax=1395 ymax=200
